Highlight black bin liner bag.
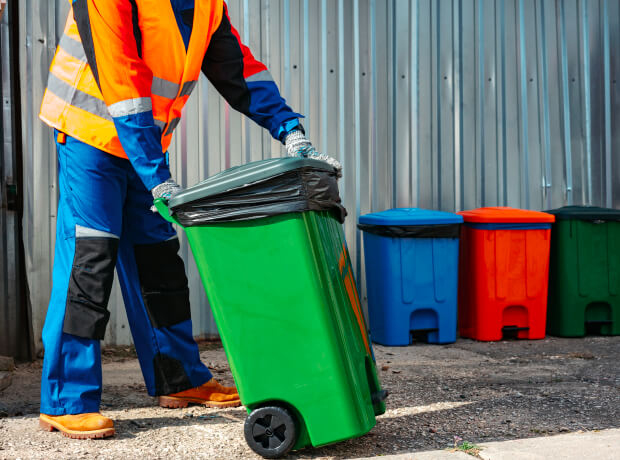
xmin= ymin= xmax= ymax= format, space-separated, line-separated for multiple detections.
xmin=170 ymin=167 xmax=347 ymax=226
xmin=357 ymin=223 xmax=461 ymax=239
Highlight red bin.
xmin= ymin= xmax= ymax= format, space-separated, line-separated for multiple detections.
xmin=457 ymin=207 xmax=555 ymax=341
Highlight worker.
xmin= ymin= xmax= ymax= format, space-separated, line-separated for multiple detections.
xmin=38 ymin=0 xmax=340 ymax=439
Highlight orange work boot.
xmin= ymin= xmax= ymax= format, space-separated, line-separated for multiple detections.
xmin=39 ymin=413 xmax=115 ymax=439
xmin=158 ymin=379 xmax=242 ymax=409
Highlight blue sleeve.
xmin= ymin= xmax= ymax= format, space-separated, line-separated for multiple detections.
xmin=202 ymin=3 xmax=303 ymax=143
xmin=244 ymin=79 xmax=303 ymax=141
xmin=112 ymin=111 xmax=171 ymax=191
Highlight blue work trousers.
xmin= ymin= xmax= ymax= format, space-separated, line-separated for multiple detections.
xmin=40 ymin=132 xmax=212 ymax=415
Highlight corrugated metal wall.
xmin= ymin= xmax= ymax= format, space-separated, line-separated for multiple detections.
xmin=1 ymin=3 xmax=32 ymax=360
xmin=18 ymin=0 xmax=620 ymax=351
xmin=0 ymin=6 xmax=15 ymax=352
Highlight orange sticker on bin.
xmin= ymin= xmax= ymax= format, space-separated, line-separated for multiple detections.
xmin=458 ymin=206 xmax=555 ymax=223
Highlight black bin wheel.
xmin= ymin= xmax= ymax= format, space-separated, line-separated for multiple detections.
xmin=244 ymin=406 xmax=297 ymax=458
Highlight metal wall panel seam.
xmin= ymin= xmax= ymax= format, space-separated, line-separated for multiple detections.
xmin=363 ymin=0 xmax=377 ymax=315
xmin=565 ymin=2 xmax=584 ymax=204
xmin=369 ymin=0 xmax=378 ymax=212
xmin=394 ymin=0 xmax=411 ymax=209
xmin=338 ymin=0 xmax=345 ymax=196
xmin=580 ymin=0 xmax=592 ymax=205
xmin=602 ymin=0 xmax=612 ymax=208
xmin=494 ymin=0 xmax=502 ymax=207
xmin=283 ymin=0 xmax=290 ymax=107
xmin=499 ymin=0 xmax=508 ymax=206
xmin=385 ymin=0 xmax=393 ymax=210
xmin=532 ymin=0 xmax=545 ymax=209
xmin=558 ymin=0 xmax=573 ymax=204
xmin=200 ymin=78 xmax=210 ymax=179
xmin=517 ymin=0 xmax=530 ymax=209
xmin=390 ymin=0 xmax=396 ymax=208
xmin=434 ymin=0 xmax=442 ymax=209
xmin=320 ymin=0 xmax=327 ymax=155
xmin=505 ymin=0 xmax=519 ymax=207
xmin=303 ymin=0 xmax=309 ymax=124
xmin=453 ymin=0 xmax=462 ymax=212
xmin=243 ymin=0 xmax=251 ymax=163
xmin=224 ymin=98 xmax=230 ymax=169
xmin=353 ymin=0 xmax=361 ymax=290
xmin=477 ymin=0 xmax=485 ymax=206
xmin=611 ymin=0 xmax=620 ymax=208
xmin=539 ymin=0 xmax=553 ymax=210
xmin=261 ymin=0 xmax=271 ymax=158
xmin=489 ymin=0 xmax=498 ymax=207
xmin=408 ymin=0 xmax=415 ymax=208
xmin=410 ymin=0 xmax=418 ymax=208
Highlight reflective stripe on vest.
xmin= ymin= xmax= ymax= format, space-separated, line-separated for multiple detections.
xmin=164 ymin=117 xmax=181 ymax=136
xmin=39 ymin=1 xmax=223 ymax=158
xmin=180 ymin=80 xmax=197 ymax=96
xmin=151 ymin=77 xmax=198 ymax=100
xmin=245 ymin=70 xmax=274 ymax=83
xmin=152 ymin=77 xmax=179 ymax=99
xmin=47 ymin=73 xmax=111 ymax=121
xmin=58 ymin=34 xmax=86 ymax=61
xmin=154 ymin=119 xmax=166 ymax=131
xmin=108 ymin=97 xmax=152 ymax=118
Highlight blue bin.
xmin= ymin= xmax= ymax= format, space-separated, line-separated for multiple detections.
xmin=359 ymin=208 xmax=463 ymax=345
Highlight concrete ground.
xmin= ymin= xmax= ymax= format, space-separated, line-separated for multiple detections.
xmin=0 ymin=337 xmax=618 ymax=459
xmin=358 ymin=429 xmax=620 ymax=459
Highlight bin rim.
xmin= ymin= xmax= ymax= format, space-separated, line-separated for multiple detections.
xmin=458 ymin=206 xmax=555 ymax=223
xmin=168 ymin=157 xmax=337 ymax=208
xmin=358 ymin=207 xmax=463 ymax=226
xmin=544 ymin=205 xmax=620 ymax=222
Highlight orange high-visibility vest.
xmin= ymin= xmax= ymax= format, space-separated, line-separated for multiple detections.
xmin=40 ymin=0 xmax=224 ymax=159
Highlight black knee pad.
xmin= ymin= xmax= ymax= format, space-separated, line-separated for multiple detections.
xmin=152 ymin=352 xmax=193 ymax=395
xmin=134 ymin=238 xmax=191 ymax=329
xmin=63 ymin=237 xmax=119 ymax=340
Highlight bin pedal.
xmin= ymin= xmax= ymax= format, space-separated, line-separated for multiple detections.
xmin=410 ymin=328 xmax=439 ymax=344
xmin=371 ymin=389 xmax=389 ymax=405
xmin=502 ymin=325 xmax=529 ymax=339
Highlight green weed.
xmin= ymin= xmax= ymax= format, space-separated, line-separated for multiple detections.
xmin=450 ymin=436 xmax=483 ymax=458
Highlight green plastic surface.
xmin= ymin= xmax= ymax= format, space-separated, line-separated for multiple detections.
xmin=162 ymin=203 xmax=384 ymax=449
xmin=154 ymin=198 xmax=175 ymax=223
xmin=547 ymin=219 xmax=620 ymax=336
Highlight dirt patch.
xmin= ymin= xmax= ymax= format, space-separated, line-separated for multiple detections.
xmin=0 ymin=337 xmax=618 ymax=459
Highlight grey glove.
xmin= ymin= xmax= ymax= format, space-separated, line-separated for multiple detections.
xmin=151 ymin=178 xmax=182 ymax=212
xmin=284 ymin=130 xmax=342 ymax=177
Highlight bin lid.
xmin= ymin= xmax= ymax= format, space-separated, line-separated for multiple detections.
xmin=458 ymin=207 xmax=555 ymax=223
xmin=169 ymin=157 xmax=335 ymax=208
xmin=358 ymin=208 xmax=463 ymax=226
xmin=544 ymin=205 xmax=620 ymax=222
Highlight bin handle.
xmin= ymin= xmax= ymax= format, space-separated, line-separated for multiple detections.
xmin=153 ymin=198 xmax=180 ymax=225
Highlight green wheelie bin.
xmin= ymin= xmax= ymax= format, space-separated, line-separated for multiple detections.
xmin=155 ymin=158 xmax=386 ymax=458
xmin=546 ymin=206 xmax=620 ymax=337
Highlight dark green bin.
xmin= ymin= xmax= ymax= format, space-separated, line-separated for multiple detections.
xmin=546 ymin=206 xmax=620 ymax=337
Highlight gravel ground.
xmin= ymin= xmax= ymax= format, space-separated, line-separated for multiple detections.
xmin=0 ymin=337 xmax=618 ymax=459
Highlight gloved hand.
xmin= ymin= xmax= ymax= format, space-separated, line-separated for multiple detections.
xmin=284 ymin=130 xmax=342 ymax=177
xmin=151 ymin=178 xmax=182 ymax=212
